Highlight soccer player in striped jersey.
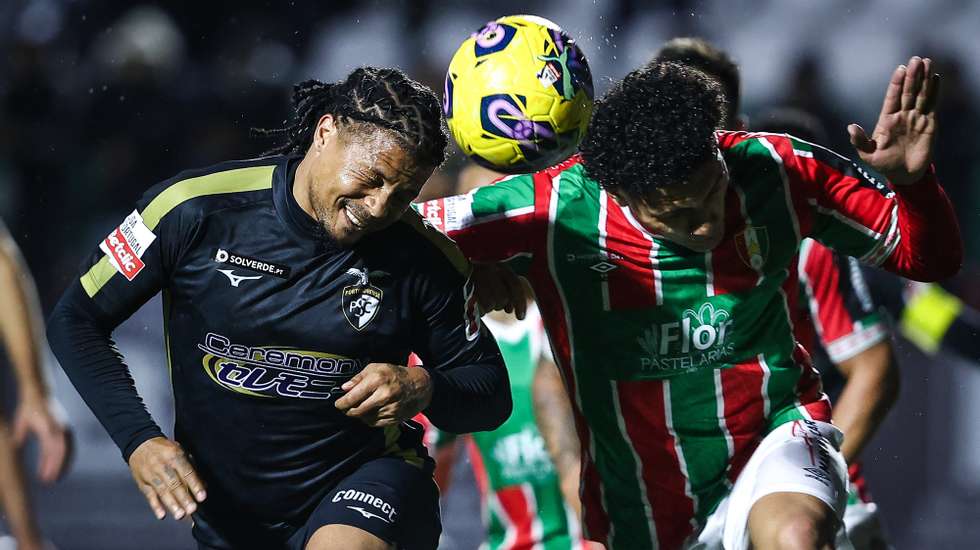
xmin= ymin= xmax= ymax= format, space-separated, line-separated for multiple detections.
xmin=416 ymin=57 xmax=960 ymax=549
xmin=47 ymin=67 xmax=510 ymax=550
xmin=412 ymin=165 xmax=589 ymax=550
xmin=426 ymin=302 xmax=590 ymax=550
xmin=658 ymin=39 xmax=901 ymax=548
xmin=753 ymin=108 xmax=897 ymax=549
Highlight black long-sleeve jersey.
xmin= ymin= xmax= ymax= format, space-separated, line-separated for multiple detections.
xmin=47 ymin=155 xmax=509 ymax=533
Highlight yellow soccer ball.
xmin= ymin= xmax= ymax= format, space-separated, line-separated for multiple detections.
xmin=444 ymin=15 xmax=594 ymax=174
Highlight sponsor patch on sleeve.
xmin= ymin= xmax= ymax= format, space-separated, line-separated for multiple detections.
xmin=419 ymin=196 xmax=474 ymax=233
xmin=99 ymin=209 xmax=156 ymax=281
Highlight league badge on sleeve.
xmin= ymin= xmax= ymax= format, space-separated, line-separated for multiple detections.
xmin=100 ymin=209 xmax=156 ymax=281
xmin=342 ymin=268 xmax=383 ymax=331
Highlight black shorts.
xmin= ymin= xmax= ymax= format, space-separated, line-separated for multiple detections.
xmin=195 ymin=456 xmax=441 ymax=550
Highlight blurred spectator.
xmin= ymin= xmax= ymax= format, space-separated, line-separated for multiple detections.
xmin=777 ymin=50 xmax=852 ymax=154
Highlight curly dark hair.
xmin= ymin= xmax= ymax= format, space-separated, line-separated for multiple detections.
xmin=579 ymin=61 xmax=724 ymax=198
xmin=654 ymin=37 xmax=740 ymax=127
xmin=255 ymin=66 xmax=448 ymax=167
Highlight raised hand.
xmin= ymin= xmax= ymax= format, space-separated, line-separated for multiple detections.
xmin=848 ymin=56 xmax=940 ymax=186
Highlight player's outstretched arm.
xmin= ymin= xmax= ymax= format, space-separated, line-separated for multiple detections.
xmin=849 ymin=56 xmax=962 ymax=280
xmin=0 ymin=221 xmax=71 ymax=484
xmin=413 ymin=173 xmax=542 ymax=260
xmin=832 ymin=341 xmax=899 ymax=463
xmin=794 ymin=56 xmax=961 ymax=281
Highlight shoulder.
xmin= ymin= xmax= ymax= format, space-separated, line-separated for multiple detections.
xmin=717 ymin=130 xmax=799 ymax=159
xmin=495 ymin=154 xmax=590 ymax=191
xmin=383 ymin=209 xmax=472 ymax=280
xmin=136 ymin=156 xmax=283 ymax=232
xmin=546 ymin=153 xmax=590 ymax=187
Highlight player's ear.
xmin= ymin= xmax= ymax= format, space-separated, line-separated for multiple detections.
xmin=313 ymin=114 xmax=340 ymax=152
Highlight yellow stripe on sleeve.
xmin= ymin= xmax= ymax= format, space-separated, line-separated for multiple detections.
xmin=81 ymin=164 xmax=276 ymax=297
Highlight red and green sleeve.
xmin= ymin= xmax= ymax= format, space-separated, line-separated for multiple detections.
xmin=729 ymin=132 xmax=963 ymax=281
xmin=413 ymin=168 xmax=551 ymax=263
xmin=796 ymin=239 xmax=888 ymax=363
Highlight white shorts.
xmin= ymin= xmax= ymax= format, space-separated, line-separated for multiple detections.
xmin=691 ymin=419 xmax=851 ymax=550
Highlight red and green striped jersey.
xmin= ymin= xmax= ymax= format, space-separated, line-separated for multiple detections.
xmin=425 ymin=307 xmax=582 ymax=550
xmin=416 ymin=131 xmax=960 ymax=549
xmin=796 ymin=239 xmax=887 ymax=367
xmin=465 ymin=306 xmax=584 ymax=550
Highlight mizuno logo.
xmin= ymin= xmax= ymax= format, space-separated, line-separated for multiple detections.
xmin=332 ymin=489 xmax=397 ymax=522
xmin=218 ymin=269 xmax=262 ymax=287
xmin=347 ymin=505 xmax=391 ymax=523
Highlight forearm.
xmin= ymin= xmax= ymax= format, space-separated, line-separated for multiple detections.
xmin=882 ymin=169 xmax=962 ymax=281
xmin=47 ymin=282 xmax=163 ymax=460
xmin=0 ymin=243 xmax=49 ymax=400
xmin=833 ymin=342 xmax=899 ymax=463
xmin=424 ymin=361 xmax=511 ymax=433
xmin=0 ymin=416 xmax=42 ymax=547
xmin=533 ymin=359 xmax=582 ymax=517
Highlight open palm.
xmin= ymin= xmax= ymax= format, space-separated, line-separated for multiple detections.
xmin=848 ymin=56 xmax=940 ymax=186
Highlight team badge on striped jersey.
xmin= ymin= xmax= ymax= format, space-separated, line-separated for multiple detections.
xmin=342 ymin=268 xmax=383 ymax=331
xmin=735 ymin=226 xmax=770 ymax=270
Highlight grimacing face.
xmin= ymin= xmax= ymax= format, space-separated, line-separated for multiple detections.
xmin=612 ymin=149 xmax=730 ymax=253
xmin=299 ymin=114 xmax=434 ymax=247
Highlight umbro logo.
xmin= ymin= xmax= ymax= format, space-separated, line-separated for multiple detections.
xmin=217 ymin=269 xmax=262 ymax=287
xmin=565 ymin=252 xmax=620 ymax=275
xmin=347 ymin=505 xmax=391 ymax=523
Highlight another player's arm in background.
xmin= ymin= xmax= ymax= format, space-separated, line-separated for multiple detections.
xmin=413 ymin=172 xmax=544 ymax=316
xmin=765 ymin=57 xmax=962 ymax=281
xmin=0 ymin=220 xmax=70 ymax=482
xmin=533 ymin=357 xmax=582 ymax=519
xmin=834 ymin=342 xmax=896 ymax=463
xmin=798 ymin=240 xmax=898 ymax=463
xmin=46 ymin=178 xmax=210 ymax=521
xmin=0 ymin=220 xmax=58 ymax=550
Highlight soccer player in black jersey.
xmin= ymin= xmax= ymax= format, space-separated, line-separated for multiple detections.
xmin=47 ymin=67 xmax=511 ymax=550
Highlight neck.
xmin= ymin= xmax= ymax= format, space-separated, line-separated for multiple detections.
xmin=293 ymin=153 xmax=316 ymax=218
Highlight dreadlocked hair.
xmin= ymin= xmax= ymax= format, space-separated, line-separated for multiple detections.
xmin=255 ymin=67 xmax=448 ymax=167
xmin=579 ymin=61 xmax=724 ymax=199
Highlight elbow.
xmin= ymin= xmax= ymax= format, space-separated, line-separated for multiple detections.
xmin=486 ymin=386 xmax=513 ymax=431
xmin=425 ymin=362 xmax=513 ymax=433
xmin=454 ymin=375 xmax=513 ymax=433
xmin=887 ymin=246 xmax=963 ymax=282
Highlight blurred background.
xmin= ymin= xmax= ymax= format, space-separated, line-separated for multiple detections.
xmin=1 ymin=0 xmax=978 ymax=548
